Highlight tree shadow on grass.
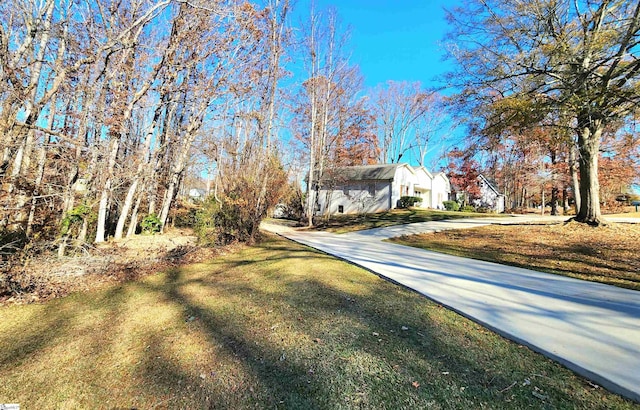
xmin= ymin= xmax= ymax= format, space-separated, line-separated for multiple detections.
xmin=1 ymin=236 xmax=632 ymax=409
xmin=130 ymin=259 xmax=600 ymax=409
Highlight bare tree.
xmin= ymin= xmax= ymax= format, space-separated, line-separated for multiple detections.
xmin=372 ymin=81 xmax=445 ymax=165
xmin=295 ymin=7 xmax=367 ymax=226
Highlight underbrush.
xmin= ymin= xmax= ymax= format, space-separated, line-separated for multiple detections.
xmin=0 ymin=228 xmax=227 ymax=305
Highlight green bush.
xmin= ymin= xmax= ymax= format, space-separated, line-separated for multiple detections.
xmin=397 ymin=196 xmax=422 ymax=209
xmin=194 ymin=182 xmax=280 ymax=246
xmin=141 ymin=214 xmax=162 ymax=234
xmin=60 ymin=204 xmax=92 ymax=237
xmin=461 ymin=205 xmax=476 ymax=213
xmin=442 ymin=200 xmax=460 ymax=211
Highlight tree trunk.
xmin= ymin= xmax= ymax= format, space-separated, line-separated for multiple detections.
xmin=95 ymin=137 xmax=120 ymax=242
xmin=114 ymin=179 xmax=138 ymax=240
xmin=26 ymin=111 xmax=55 ymax=237
xmin=127 ymin=192 xmax=143 ymax=237
xmin=159 ymin=175 xmax=178 ymax=232
xmin=159 ymin=124 xmax=199 ymax=231
xmin=574 ymin=121 xmax=603 ymax=225
xmin=114 ymin=113 xmax=157 ymax=239
xmin=550 ymin=186 xmax=559 ymax=216
xmin=569 ymin=144 xmax=581 ymax=214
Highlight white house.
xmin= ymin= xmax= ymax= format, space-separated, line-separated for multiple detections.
xmin=188 ymin=188 xmax=206 ymax=201
xmin=312 ymin=163 xmax=451 ymax=215
xmin=431 ymin=172 xmax=451 ymax=210
xmin=474 ymin=174 xmax=505 ymax=213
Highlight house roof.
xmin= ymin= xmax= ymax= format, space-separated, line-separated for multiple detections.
xmin=479 ymin=174 xmax=502 ymax=196
xmin=322 ymin=163 xmax=411 ymax=182
xmin=412 ymin=166 xmax=434 ymax=179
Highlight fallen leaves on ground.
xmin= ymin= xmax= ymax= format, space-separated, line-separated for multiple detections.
xmin=1 ymin=228 xmax=242 ymax=305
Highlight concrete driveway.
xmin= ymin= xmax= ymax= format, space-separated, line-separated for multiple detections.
xmin=261 ymin=216 xmax=640 ymax=402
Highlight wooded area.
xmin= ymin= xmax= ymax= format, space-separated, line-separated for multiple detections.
xmin=0 ymin=0 xmax=638 ymax=266
xmin=1 ymin=0 xmax=293 ymax=255
xmin=445 ymin=0 xmax=640 ymax=224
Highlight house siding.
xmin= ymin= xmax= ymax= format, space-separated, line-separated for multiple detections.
xmin=318 ymin=181 xmax=392 ymax=215
xmin=412 ymin=167 xmax=433 ymax=208
xmin=313 ymin=163 xmax=451 ymax=215
xmin=431 ymin=174 xmax=450 ymax=209
xmin=391 ymin=166 xmax=416 ymax=208
xmin=473 ymin=175 xmax=505 ymax=213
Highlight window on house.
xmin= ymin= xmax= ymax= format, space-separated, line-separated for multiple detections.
xmin=338 ymin=205 xmax=344 ymax=213
xmin=368 ymin=183 xmax=375 ymax=196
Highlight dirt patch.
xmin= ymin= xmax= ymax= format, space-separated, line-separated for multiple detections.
xmin=392 ymin=221 xmax=640 ymax=290
xmin=0 ymin=228 xmax=242 ymax=305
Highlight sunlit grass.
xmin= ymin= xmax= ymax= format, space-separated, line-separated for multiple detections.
xmin=390 ymin=222 xmax=640 ymax=291
xmin=0 ymin=234 xmax=635 ymax=408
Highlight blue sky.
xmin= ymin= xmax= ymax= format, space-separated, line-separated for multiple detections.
xmin=290 ymin=1 xmax=465 ymax=169
xmin=295 ymin=1 xmax=461 ymax=88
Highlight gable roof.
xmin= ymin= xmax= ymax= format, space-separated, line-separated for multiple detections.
xmin=323 ymin=163 xmax=412 ymax=182
xmin=479 ymin=174 xmax=502 ymax=196
xmin=412 ymin=166 xmax=434 ymax=179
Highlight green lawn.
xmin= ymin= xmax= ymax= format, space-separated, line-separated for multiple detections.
xmin=0 ymin=234 xmax=635 ymax=409
xmin=309 ymin=208 xmax=501 ymax=233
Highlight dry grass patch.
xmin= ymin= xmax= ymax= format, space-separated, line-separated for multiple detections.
xmin=0 ymin=234 xmax=637 ymax=408
xmin=391 ymin=221 xmax=640 ymax=290
xmin=606 ymin=210 xmax=640 ymax=218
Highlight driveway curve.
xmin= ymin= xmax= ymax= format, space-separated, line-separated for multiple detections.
xmin=262 ymin=216 xmax=640 ymax=402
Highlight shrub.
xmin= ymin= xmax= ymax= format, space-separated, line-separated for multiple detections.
xmin=442 ymin=200 xmax=460 ymax=211
xmin=195 ymin=156 xmax=289 ymax=246
xmin=461 ymin=205 xmax=476 ymax=212
xmin=397 ymin=196 xmax=422 ymax=209
xmin=195 ymin=193 xmax=254 ymax=246
xmin=274 ymin=183 xmax=305 ymax=220
xmin=141 ymin=214 xmax=162 ymax=234
xmin=60 ymin=204 xmax=92 ymax=237
xmin=171 ymin=200 xmax=199 ymax=228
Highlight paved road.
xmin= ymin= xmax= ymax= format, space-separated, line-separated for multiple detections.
xmin=262 ymin=216 xmax=640 ymax=402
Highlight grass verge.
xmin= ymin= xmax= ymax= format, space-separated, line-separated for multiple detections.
xmin=0 ymin=234 xmax=636 ymax=409
xmin=390 ymin=221 xmax=640 ymax=291
xmin=309 ymin=208 xmax=501 ymax=233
